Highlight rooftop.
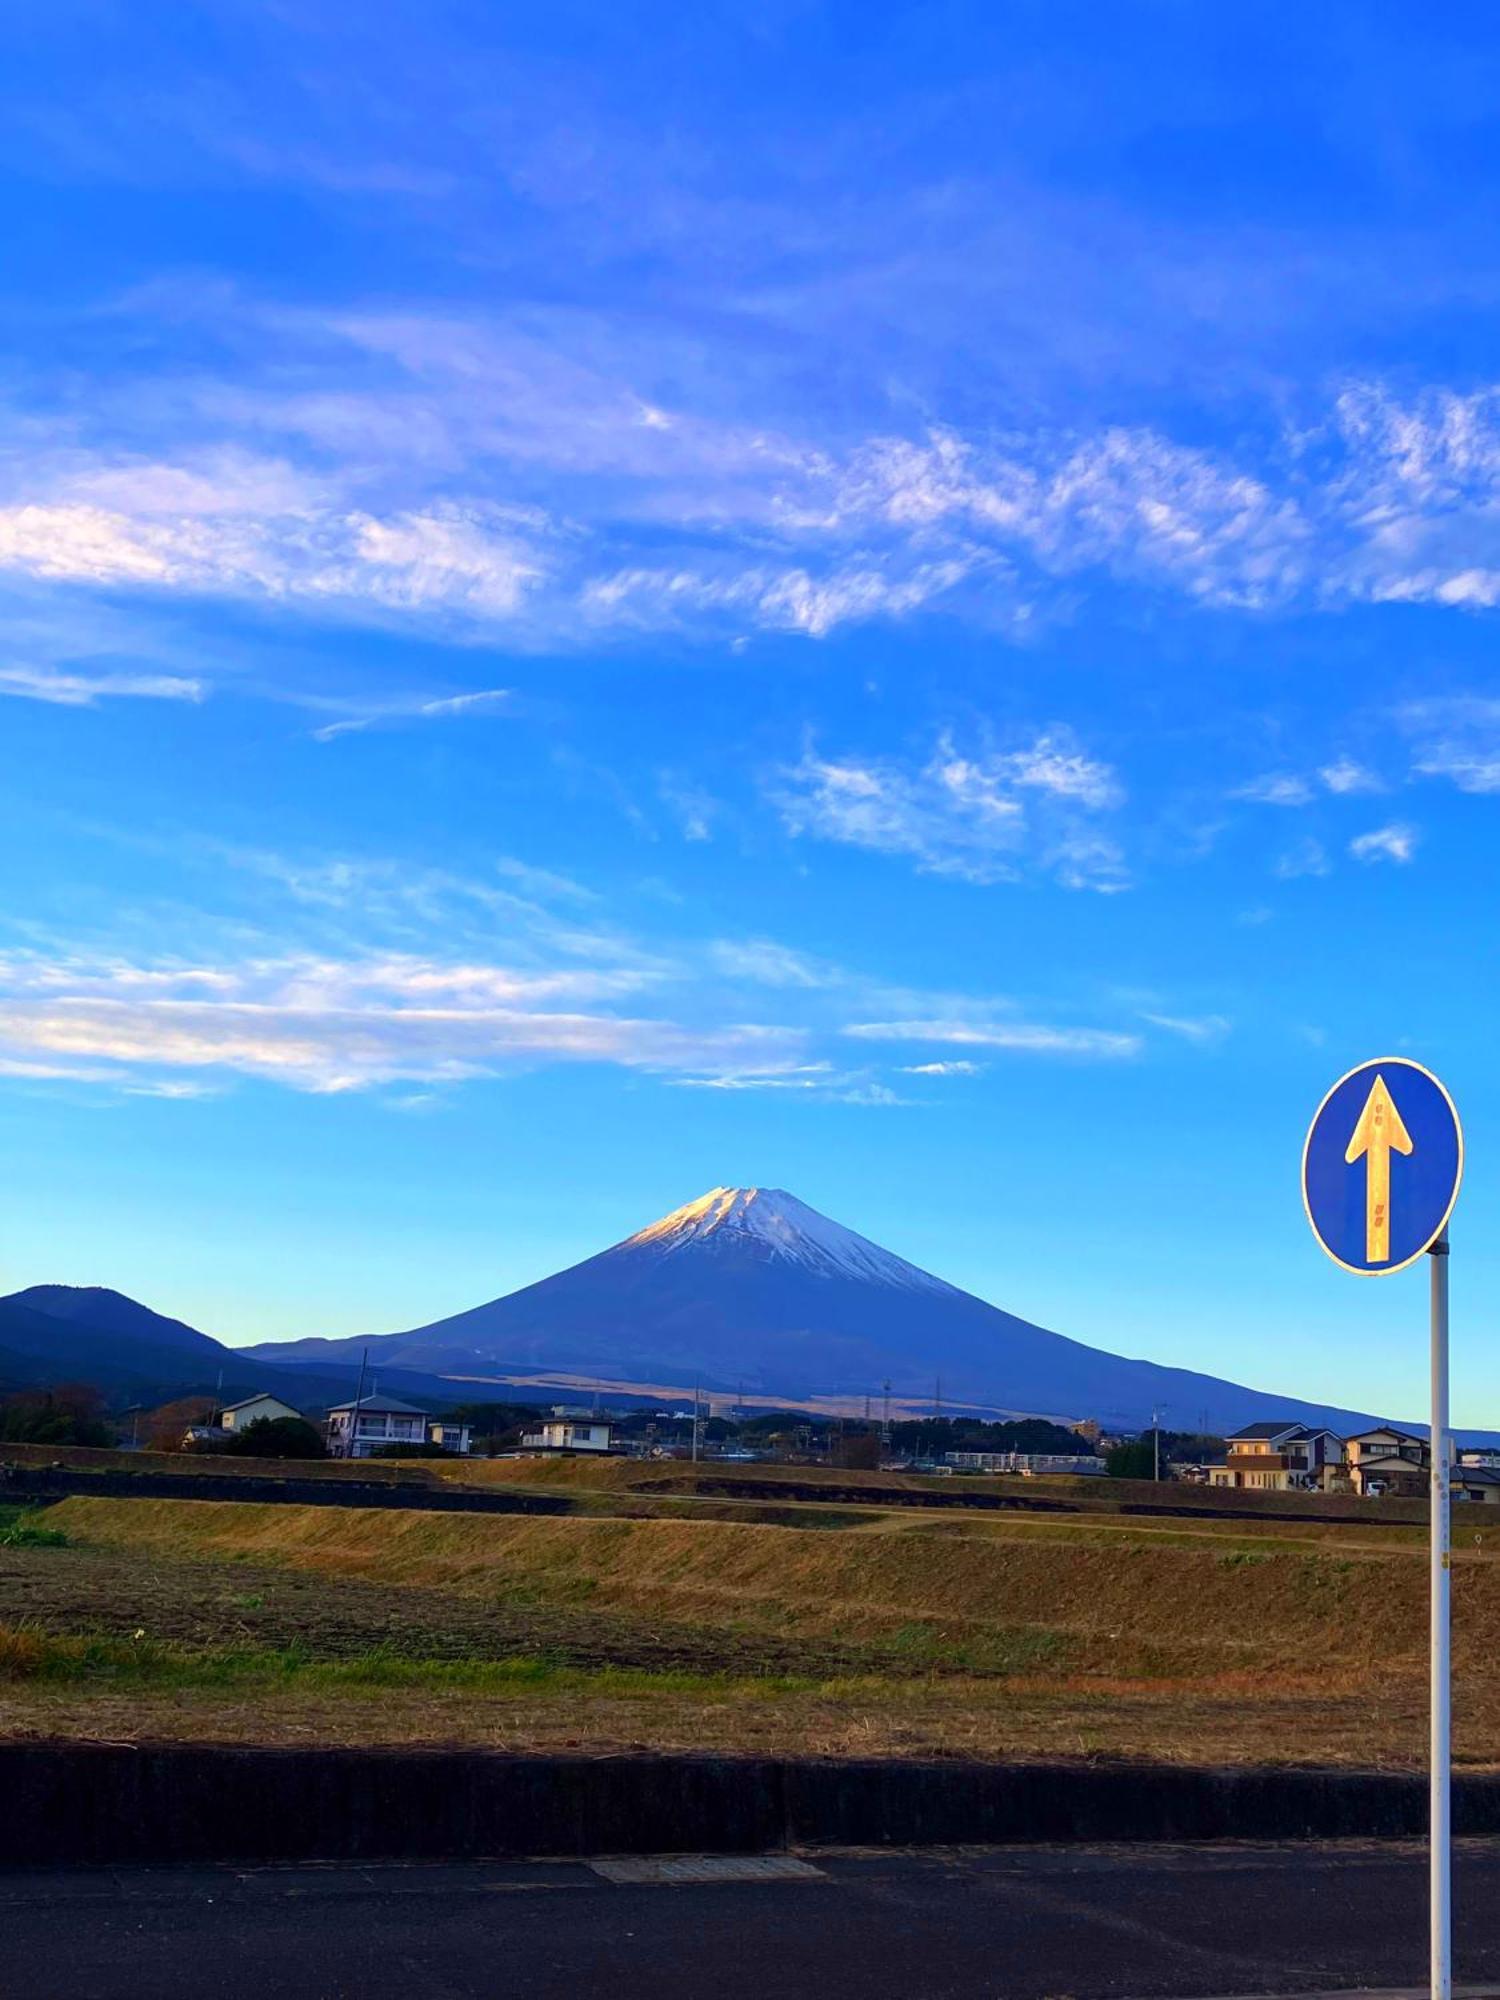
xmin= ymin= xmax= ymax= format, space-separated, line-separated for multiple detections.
xmin=326 ymin=1393 xmax=428 ymax=1416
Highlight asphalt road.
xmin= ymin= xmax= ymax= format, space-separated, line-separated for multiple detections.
xmin=5 ymin=1839 xmax=1500 ymax=2000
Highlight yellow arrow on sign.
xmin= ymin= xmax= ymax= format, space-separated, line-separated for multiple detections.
xmin=1344 ymin=1072 xmax=1414 ymax=1264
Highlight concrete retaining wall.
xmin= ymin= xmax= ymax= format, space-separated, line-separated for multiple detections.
xmin=0 ymin=1746 xmax=1492 ymax=1865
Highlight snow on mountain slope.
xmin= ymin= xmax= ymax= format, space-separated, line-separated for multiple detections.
xmin=621 ymin=1186 xmax=960 ymax=1295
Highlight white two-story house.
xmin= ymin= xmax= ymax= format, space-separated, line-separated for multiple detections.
xmin=325 ymin=1393 xmax=431 ymax=1459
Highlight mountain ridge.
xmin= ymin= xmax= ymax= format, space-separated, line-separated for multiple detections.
xmin=247 ymin=1183 xmax=1397 ymax=1435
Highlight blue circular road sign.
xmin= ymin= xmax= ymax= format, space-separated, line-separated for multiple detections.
xmin=1302 ymin=1057 xmax=1462 ymax=1276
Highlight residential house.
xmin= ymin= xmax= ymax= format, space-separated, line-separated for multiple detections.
xmin=325 ymin=1394 xmax=430 ymax=1459
xmin=1454 ymin=1465 xmax=1500 ymax=1506
xmin=1346 ymin=1426 xmax=1429 ymax=1498
xmin=1209 ymin=1421 xmax=1345 ymax=1492
xmin=218 ymin=1392 xmax=304 ymax=1434
xmin=944 ymin=1451 xmax=1105 ymax=1476
xmin=427 ymin=1418 xmax=473 ymax=1455
xmin=519 ymin=1416 xmax=615 ymax=1454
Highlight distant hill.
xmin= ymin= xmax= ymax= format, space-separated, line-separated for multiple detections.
xmin=247 ymin=1184 xmax=1399 ymax=1436
xmin=0 ymin=1286 xmax=480 ymax=1417
xmin=6 ymin=1285 xmax=228 ymax=1362
xmin=0 ymin=1292 xmax=230 ymax=1403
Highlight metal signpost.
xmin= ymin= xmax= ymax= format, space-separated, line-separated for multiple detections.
xmin=1302 ymin=1058 xmax=1464 ymax=2000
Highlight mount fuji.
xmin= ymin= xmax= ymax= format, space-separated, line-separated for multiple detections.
xmin=249 ymin=1186 xmax=1384 ymax=1435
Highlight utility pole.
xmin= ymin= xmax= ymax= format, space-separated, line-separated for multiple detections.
xmin=347 ymin=1347 xmax=369 ymax=1461
xmin=880 ymin=1380 xmax=892 ymax=1455
xmin=1151 ymin=1405 xmax=1167 ymax=1482
xmin=691 ymin=1376 xmax=701 ymax=1462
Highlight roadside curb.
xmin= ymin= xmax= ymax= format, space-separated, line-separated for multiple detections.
xmin=4 ymin=1746 xmax=1499 ymax=1867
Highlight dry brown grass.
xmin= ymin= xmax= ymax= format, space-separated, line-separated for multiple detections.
xmin=26 ymin=1492 xmax=1500 ymax=1769
xmin=0 ymin=1662 xmax=1466 ymax=1769
xmin=44 ymin=1493 xmax=1499 ymax=1672
xmin=41 ymin=1496 xmax=1488 ymax=1648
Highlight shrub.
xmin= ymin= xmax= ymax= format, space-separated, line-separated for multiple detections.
xmin=220 ymin=1416 xmax=327 ymax=1460
xmin=1105 ymin=1438 xmax=1161 ymax=1480
xmin=0 ymin=1506 xmax=68 ymax=1548
xmin=0 ymin=1384 xmax=114 ymax=1448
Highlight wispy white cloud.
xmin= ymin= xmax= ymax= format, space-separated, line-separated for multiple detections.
xmin=0 ymin=663 xmax=204 ymax=707
xmin=709 ymin=939 xmax=840 ymax=989
xmin=1237 ymin=758 xmax=1383 ymax=809
xmin=1350 ymin=822 xmax=1418 ymax=864
xmin=1318 ymin=757 xmax=1383 ymax=795
xmin=826 ymin=425 xmax=1310 ymax=610
xmin=843 ymin=1018 xmax=1142 ymax=1059
xmin=122 ymin=1078 xmax=223 ymax=1100
xmin=1001 ymin=738 xmax=1123 ymax=807
xmin=0 ymin=949 xmax=805 ymax=1094
xmin=1234 ymin=773 xmax=1314 ymax=807
xmin=13 ymin=332 xmax=1500 ymax=661
xmin=0 ymin=485 xmax=549 ymax=632
xmin=774 ymin=728 xmax=1126 ymax=890
xmin=1140 ymin=1011 xmax=1232 ymax=1045
xmin=670 ymin=1066 xmax=831 ymax=1092
xmin=0 ymin=817 xmax=1156 ymax=1098
xmin=581 ymin=557 xmax=973 ymax=639
xmin=310 ymin=687 xmax=512 ymax=742
xmin=491 ymin=857 xmax=595 ymax=903
xmin=658 ymin=776 xmax=721 ymax=844
xmin=1275 ymin=836 xmax=1331 ymax=880
xmin=835 ymin=1082 xmax=913 ymax=1107
xmin=671 ymin=1067 xmax=915 ymax=1107
xmin=1399 ymin=698 xmax=1500 ymax=793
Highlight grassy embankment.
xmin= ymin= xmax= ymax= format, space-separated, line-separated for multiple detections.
xmin=0 ymin=1489 xmax=1491 ymax=1767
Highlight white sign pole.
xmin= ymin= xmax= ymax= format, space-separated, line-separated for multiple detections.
xmin=1430 ymin=1232 xmax=1452 ymax=2000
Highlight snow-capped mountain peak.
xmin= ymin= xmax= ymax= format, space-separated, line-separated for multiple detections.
xmin=619 ymin=1186 xmax=959 ymax=1294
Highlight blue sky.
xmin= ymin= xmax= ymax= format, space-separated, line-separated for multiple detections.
xmin=5 ymin=2 xmax=1500 ymax=1421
